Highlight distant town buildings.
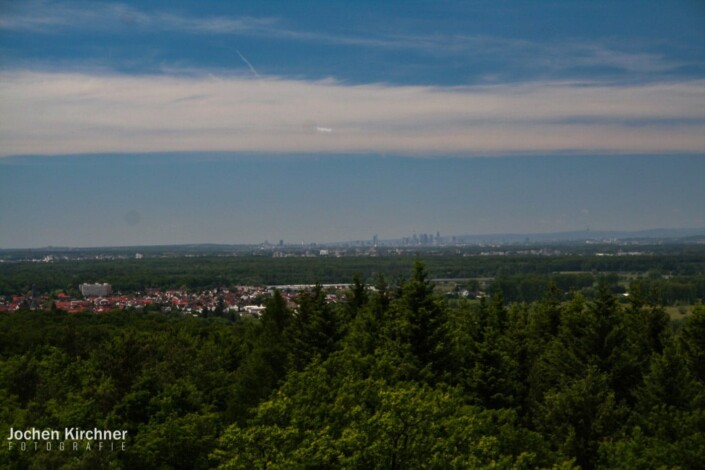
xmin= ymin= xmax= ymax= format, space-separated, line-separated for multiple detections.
xmin=80 ymin=283 xmax=112 ymax=297
xmin=0 ymin=284 xmax=349 ymax=315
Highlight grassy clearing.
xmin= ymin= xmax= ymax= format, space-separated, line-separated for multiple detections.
xmin=665 ymin=305 xmax=696 ymax=320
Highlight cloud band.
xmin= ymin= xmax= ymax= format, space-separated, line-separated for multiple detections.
xmin=1 ymin=71 xmax=704 ymax=157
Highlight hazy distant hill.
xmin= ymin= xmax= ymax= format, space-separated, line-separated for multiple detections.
xmin=3 ymin=228 xmax=705 ymax=254
xmin=364 ymin=227 xmax=705 ymax=246
xmin=450 ymin=227 xmax=705 ymax=244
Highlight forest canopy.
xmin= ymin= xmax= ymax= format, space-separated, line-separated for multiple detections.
xmin=1 ymin=262 xmax=704 ymax=468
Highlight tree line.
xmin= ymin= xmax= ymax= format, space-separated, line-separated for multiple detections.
xmin=2 ymin=253 xmax=705 ymax=306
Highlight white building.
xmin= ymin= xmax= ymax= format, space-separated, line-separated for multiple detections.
xmin=80 ymin=283 xmax=112 ymax=297
xmin=241 ymin=305 xmax=266 ymax=317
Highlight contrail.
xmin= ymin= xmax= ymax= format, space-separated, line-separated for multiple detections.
xmin=235 ymin=49 xmax=259 ymax=78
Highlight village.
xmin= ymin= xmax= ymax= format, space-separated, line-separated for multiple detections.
xmin=0 ymin=282 xmax=349 ymax=316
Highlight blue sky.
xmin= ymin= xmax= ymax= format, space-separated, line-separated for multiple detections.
xmin=0 ymin=1 xmax=704 ymax=247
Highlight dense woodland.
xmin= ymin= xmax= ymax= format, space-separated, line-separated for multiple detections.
xmin=2 ymin=251 xmax=705 ymax=305
xmin=1 ymin=261 xmax=704 ymax=468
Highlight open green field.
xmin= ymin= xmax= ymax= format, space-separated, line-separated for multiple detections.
xmin=665 ymin=305 xmax=697 ymax=319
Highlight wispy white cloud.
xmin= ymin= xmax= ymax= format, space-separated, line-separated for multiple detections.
xmin=0 ymin=2 xmax=147 ymax=32
xmin=1 ymin=71 xmax=703 ymax=157
xmin=155 ymin=13 xmax=278 ymax=35
xmin=0 ymin=2 xmax=691 ymax=77
xmin=0 ymin=1 xmax=276 ymax=34
xmin=537 ymin=42 xmax=682 ymax=75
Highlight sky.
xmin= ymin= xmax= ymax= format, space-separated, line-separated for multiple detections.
xmin=0 ymin=0 xmax=704 ymax=247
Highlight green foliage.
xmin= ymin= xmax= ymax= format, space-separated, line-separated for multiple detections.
xmin=385 ymin=261 xmax=449 ymax=380
xmin=213 ymin=376 xmax=559 ymax=469
xmin=680 ymin=305 xmax=705 ymax=384
xmin=2 ymin=261 xmax=704 ymax=468
xmin=537 ymin=366 xmax=626 ymax=470
xmin=285 ymin=284 xmax=342 ymax=371
xmin=227 ymin=292 xmax=292 ymax=423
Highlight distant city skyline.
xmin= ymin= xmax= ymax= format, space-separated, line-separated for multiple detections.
xmin=0 ymin=1 xmax=704 ymax=248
